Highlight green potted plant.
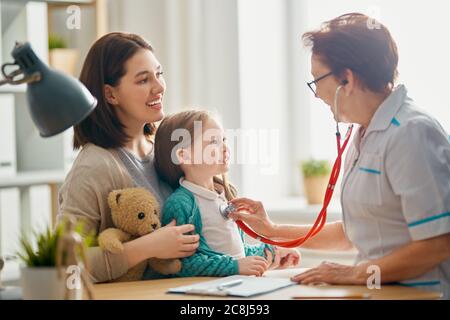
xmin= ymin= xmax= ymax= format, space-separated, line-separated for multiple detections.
xmin=18 ymin=222 xmax=93 ymax=300
xmin=301 ymin=159 xmax=331 ymax=205
xmin=48 ymin=34 xmax=79 ymax=76
xmin=18 ymin=226 xmax=65 ymax=300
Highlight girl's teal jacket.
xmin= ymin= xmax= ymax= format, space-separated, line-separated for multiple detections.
xmin=161 ymin=185 xmax=274 ymax=277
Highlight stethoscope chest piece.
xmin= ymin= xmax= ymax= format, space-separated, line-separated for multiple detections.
xmin=219 ymin=203 xmax=236 ymax=220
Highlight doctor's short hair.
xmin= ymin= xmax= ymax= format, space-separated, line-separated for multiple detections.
xmin=303 ymin=12 xmax=398 ymax=93
xmin=73 ymin=32 xmax=156 ymax=149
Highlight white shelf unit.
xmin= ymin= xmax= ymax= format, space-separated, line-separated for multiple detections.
xmin=0 ymin=94 xmax=16 ymax=177
xmin=0 ymin=2 xmax=107 ymax=282
xmin=0 ymin=0 xmax=94 ymax=269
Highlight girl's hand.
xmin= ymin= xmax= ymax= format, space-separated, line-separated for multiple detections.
xmin=237 ymin=256 xmax=269 ymax=276
xmin=265 ymin=247 xmax=301 ymax=270
xmin=291 ymin=262 xmax=363 ymax=285
xmin=146 ymin=220 xmax=200 ymax=259
xmin=228 ymin=198 xmax=276 ymax=237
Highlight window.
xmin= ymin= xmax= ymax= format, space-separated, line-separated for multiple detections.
xmin=303 ymin=0 xmax=450 ymax=161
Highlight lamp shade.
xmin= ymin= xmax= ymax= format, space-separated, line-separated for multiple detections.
xmin=11 ymin=42 xmax=97 ymax=137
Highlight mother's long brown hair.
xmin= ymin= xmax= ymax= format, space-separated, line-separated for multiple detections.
xmin=73 ymin=32 xmax=156 ymax=149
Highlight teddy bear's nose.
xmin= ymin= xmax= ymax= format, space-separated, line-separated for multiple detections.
xmin=151 ymin=223 xmax=158 ymax=229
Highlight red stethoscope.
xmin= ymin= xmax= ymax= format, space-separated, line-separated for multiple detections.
xmin=221 ymin=86 xmax=354 ymax=248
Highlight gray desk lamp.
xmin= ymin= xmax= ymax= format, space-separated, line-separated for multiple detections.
xmin=0 ymin=42 xmax=97 ymax=137
xmin=0 ymin=42 xmax=97 ymax=299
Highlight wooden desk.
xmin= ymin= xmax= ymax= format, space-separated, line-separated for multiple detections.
xmin=93 ymin=276 xmax=441 ymax=300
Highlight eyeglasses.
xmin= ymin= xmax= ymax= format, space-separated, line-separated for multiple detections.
xmin=306 ymin=71 xmax=333 ymax=97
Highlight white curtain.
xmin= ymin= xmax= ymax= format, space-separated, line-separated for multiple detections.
xmin=105 ymin=0 xmax=450 ymax=201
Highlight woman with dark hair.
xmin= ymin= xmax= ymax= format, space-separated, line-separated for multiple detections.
xmin=229 ymin=13 xmax=450 ymax=298
xmin=57 ymin=33 xmax=200 ymax=283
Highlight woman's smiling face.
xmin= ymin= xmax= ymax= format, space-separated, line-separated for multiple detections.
xmin=106 ymin=48 xmax=166 ymax=129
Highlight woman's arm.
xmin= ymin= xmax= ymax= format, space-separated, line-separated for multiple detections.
xmin=270 ymin=221 xmax=354 ymax=251
xmin=358 ymin=233 xmax=450 ymax=283
xmin=60 ymin=198 xmax=199 ymax=282
xmin=58 ymin=154 xmax=199 ymax=282
xmin=123 ymin=220 xmax=199 ymax=268
xmin=292 ymin=233 xmax=450 ymax=285
xmin=228 ymin=198 xmax=354 ymax=251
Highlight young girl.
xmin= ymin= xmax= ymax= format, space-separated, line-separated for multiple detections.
xmin=154 ymin=110 xmax=300 ymax=277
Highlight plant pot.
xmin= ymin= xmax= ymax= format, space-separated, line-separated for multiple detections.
xmin=303 ymin=175 xmax=329 ymax=205
xmin=20 ymin=266 xmax=81 ymax=300
xmin=49 ymin=48 xmax=79 ymax=76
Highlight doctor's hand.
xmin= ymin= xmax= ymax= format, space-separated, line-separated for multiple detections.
xmin=228 ymin=198 xmax=276 ymax=237
xmin=290 ymin=261 xmax=364 ymax=285
xmin=265 ymin=247 xmax=301 ymax=270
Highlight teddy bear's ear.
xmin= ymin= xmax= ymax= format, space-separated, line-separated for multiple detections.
xmin=108 ymin=190 xmax=122 ymax=209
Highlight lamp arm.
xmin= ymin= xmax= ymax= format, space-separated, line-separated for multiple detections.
xmin=0 ymin=62 xmax=41 ymax=86
xmin=0 ymin=78 xmax=10 ymax=86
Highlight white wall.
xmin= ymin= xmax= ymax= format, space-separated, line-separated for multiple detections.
xmin=303 ymin=0 xmax=450 ymax=161
xmin=108 ymin=0 xmax=303 ymax=200
xmin=4 ymin=1 xmax=447 ymax=236
xmin=237 ymin=0 xmax=292 ymax=199
xmin=109 ymin=0 xmax=246 ymax=191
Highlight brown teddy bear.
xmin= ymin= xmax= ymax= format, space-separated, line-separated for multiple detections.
xmin=98 ymin=187 xmax=181 ymax=282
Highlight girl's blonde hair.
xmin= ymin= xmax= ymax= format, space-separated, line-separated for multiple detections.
xmin=154 ymin=110 xmax=236 ymax=200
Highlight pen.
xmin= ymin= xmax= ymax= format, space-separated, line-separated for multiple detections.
xmin=217 ymin=279 xmax=243 ymax=291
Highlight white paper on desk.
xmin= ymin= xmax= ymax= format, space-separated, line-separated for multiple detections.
xmin=263 ymin=267 xmax=310 ymax=279
xmin=168 ymin=275 xmax=295 ymax=297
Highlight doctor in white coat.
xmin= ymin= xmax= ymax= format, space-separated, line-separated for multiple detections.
xmin=229 ymin=13 xmax=450 ymax=299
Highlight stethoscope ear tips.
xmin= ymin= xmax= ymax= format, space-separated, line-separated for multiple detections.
xmin=342 ymin=79 xmax=349 ymax=85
